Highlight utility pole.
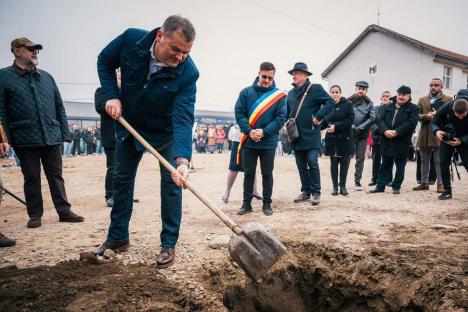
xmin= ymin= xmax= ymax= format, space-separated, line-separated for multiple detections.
xmin=377 ymin=0 xmax=381 ymax=26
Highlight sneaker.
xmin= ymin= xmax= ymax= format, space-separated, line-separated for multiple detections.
xmin=412 ymin=183 xmax=429 ymax=191
xmin=355 ymin=182 xmax=363 ymax=191
xmin=311 ymin=194 xmax=320 ymax=205
xmin=106 ymin=198 xmax=114 ymax=207
xmin=262 ymin=203 xmax=273 ymax=216
xmin=331 ymin=186 xmax=338 ymax=196
xmin=436 ymin=184 xmax=444 ymax=193
xmin=368 ymin=188 xmax=385 ymax=194
xmin=392 ymin=189 xmax=400 ymax=194
xmin=340 ymin=186 xmax=349 ymax=196
xmin=27 ymin=217 xmax=42 ymax=228
xmin=237 ymin=202 xmax=253 ymax=215
xmin=0 ymin=233 xmax=16 ymax=247
xmin=438 ymin=190 xmax=452 ymax=200
xmin=59 ymin=210 xmax=84 ymax=223
xmin=294 ymin=192 xmax=310 ymax=203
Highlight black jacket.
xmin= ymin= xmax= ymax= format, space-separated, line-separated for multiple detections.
xmin=348 ymin=94 xmax=375 ymax=140
xmin=94 ymin=87 xmax=116 ymax=148
xmin=287 ymin=80 xmax=334 ymax=150
xmin=431 ymin=89 xmax=468 ymax=146
xmin=71 ymin=129 xmax=82 ymax=141
xmin=371 ymin=103 xmax=387 ymax=145
xmin=377 ymin=97 xmax=419 ymax=159
xmin=322 ymin=97 xmax=355 ymax=156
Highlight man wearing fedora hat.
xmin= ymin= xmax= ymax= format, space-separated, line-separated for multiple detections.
xmin=0 ymin=37 xmax=84 ymax=228
xmin=348 ymin=80 xmax=376 ymax=191
xmin=369 ymin=86 xmax=419 ymax=194
xmin=287 ymin=62 xmax=334 ymax=205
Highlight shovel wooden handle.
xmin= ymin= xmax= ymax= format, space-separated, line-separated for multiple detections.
xmin=118 ymin=117 xmax=243 ymax=235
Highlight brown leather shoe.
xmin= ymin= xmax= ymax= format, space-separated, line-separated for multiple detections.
xmin=436 ymin=184 xmax=444 ymax=193
xmin=156 ymin=247 xmax=175 ymax=269
xmin=59 ymin=210 xmax=84 ymax=223
xmin=27 ymin=218 xmax=42 ymax=228
xmin=412 ymin=183 xmax=429 ymax=191
xmin=92 ymin=240 xmax=130 ymax=256
xmin=0 ymin=233 xmax=16 ymax=247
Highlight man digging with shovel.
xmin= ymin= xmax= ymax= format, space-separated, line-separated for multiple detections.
xmin=93 ymin=15 xmax=199 ymax=269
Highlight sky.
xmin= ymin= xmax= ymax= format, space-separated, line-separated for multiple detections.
xmin=1 ymin=0 xmax=467 ymax=112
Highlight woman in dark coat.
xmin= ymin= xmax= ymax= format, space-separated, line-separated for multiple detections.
xmin=322 ymin=85 xmax=355 ymax=195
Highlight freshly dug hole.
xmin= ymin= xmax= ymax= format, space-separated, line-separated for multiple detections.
xmin=220 ymin=243 xmax=467 ymax=312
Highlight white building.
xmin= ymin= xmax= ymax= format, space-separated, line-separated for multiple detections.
xmin=321 ymin=24 xmax=468 ymax=102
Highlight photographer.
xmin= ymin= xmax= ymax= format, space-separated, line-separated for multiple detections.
xmin=431 ymin=89 xmax=468 ymax=200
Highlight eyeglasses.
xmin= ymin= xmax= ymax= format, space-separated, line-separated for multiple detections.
xmin=260 ymin=75 xmax=274 ymax=81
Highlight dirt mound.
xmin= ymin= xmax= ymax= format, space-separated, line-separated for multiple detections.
xmin=0 ymin=261 xmax=194 ymax=311
xmin=219 ymin=242 xmax=468 ymax=312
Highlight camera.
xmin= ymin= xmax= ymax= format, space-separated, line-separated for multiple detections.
xmin=442 ymin=124 xmax=456 ymax=142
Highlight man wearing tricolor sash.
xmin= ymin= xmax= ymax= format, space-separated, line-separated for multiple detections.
xmin=235 ymin=62 xmax=286 ymax=216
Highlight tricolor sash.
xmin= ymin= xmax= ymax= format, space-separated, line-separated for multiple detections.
xmin=237 ymin=88 xmax=285 ymax=164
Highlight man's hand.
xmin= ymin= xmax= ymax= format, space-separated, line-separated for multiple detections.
xmin=172 ymin=164 xmax=189 ymax=188
xmin=0 ymin=143 xmax=10 ymax=155
xmin=447 ymin=138 xmax=462 ymax=147
xmin=435 ymin=130 xmax=445 ymax=141
xmin=249 ymin=129 xmax=262 ymax=142
xmin=384 ymin=130 xmax=397 ymax=138
xmin=105 ymin=99 xmax=122 ymax=120
xmin=326 ymin=125 xmax=335 ymax=133
xmin=312 ymin=117 xmax=321 ymax=126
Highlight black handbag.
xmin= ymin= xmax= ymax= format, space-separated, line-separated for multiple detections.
xmin=285 ymin=83 xmax=313 ymax=142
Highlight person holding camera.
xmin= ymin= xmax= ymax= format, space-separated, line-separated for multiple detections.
xmin=431 ymin=89 xmax=468 ymax=200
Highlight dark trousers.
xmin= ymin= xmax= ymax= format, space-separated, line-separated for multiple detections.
xmin=86 ymin=142 xmax=94 ymax=154
xmin=71 ymin=140 xmax=81 ymax=155
xmin=242 ymin=148 xmax=275 ymax=204
xmin=353 ymin=138 xmax=367 ymax=183
xmin=15 ymin=144 xmax=71 ymax=218
xmin=104 ymin=147 xmax=115 ymax=200
xmin=330 ymin=155 xmax=352 ymax=188
xmin=439 ymin=143 xmax=468 ymax=192
xmin=371 ymin=144 xmax=392 ymax=183
xmin=376 ymin=156 xmax=407 ymax=190
xmin=294 ymin=148 xmax=321 ymax=195
xmin=416 ymin=150 xmax=436 ymax=183
xmin=108 ymin=137 xmax=181 ymax=248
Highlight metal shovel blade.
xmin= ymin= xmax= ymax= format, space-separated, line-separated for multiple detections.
xmin=229 ymin=222 xmax=286 ymax=281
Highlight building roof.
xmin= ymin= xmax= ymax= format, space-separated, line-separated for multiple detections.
xmin=321 ymin=24 xmax=468 ymax=78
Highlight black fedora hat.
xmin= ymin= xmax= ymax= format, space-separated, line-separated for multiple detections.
xmin=288 ymin=62 xmax=312 ymax=76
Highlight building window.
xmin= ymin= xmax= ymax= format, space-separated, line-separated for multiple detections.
xmin=443 ymin=66 xmax=452 ymax=89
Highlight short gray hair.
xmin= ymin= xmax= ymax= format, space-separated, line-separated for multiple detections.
xmin=162 ymin=15 xmax=196 ymax=42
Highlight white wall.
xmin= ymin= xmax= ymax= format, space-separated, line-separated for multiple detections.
xmin=324 ymin=31 xmax=465 ymax=103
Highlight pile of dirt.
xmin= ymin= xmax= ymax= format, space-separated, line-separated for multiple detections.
xmin=0 ymin=261 xmax=196 ymax=311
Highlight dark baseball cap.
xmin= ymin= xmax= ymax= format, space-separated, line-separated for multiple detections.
xmin=10 ymin=37 xmax=43 ymax=52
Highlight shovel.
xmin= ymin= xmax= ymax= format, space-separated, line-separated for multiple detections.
xmin=118 ymin=117 xmax=286 ymax=280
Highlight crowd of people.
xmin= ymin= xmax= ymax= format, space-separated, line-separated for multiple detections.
xmin=0 ymin=16 xmax=466 ymax=276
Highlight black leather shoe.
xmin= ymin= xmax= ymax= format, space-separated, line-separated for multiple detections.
xmin=93 ymin=240 xmax=130 ymax=256
xmin=438 ymin=190 xmax=452 ymax=200
xmin=331 ymin=187 xmax=338 ymax=196
xmin=340 ymin=186 xmax=349 ymax=196
xmin=106 ymin=198 xmax=114 ymax=207
xmin=156 ymin=247 xmax=175 ymax=269
xmin=262 ymin=203 xmax=273 ymax=216
xmin=27 ymin=218 xmax=42 ymax=228
xmin=237 ymin=202 xmax=252 ymax=215
xmin=368 ymin=188 xmax=385 ymax=193
xmin=0 ymin=233 xmax=16 ymax=247
xmin=294 ymin=192 xmax=310 ymax=203
xmin=392 ymin=189 xmax=400 ymax=194
xmin=59 ymin=210 xmax=84 ymax=223
xmin=368 ymin=181 xmax=376 ymax=186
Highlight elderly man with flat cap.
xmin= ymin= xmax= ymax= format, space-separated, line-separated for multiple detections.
xmin=369 ymin=86 xmax=419 ymax=194
xmin=287 ymin=62 xmax=334 ymax=205
xmin=348 ymin=80 xmax=376 ymax=191
xmin=0 ymin=37 xmax=84 ymax=228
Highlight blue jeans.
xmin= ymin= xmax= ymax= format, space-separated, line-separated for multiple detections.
xmin=376 ymin=156 xmax=407 ymax=190
xmin=294 ymin=148 xmax=321 ymax=195
xmin=107 ymin=137 xmax=182 ymax=248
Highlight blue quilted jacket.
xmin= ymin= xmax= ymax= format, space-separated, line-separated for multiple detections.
xmin=0 ymin=65 xmax=71 ymax=147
